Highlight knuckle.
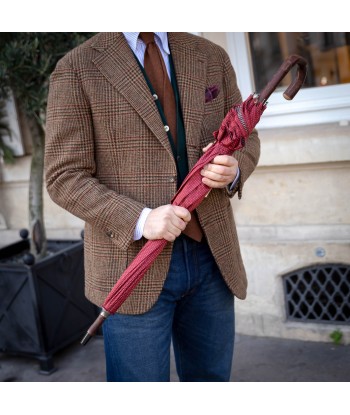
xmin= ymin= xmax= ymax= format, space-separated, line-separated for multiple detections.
xmin=217 ymin=166 xmax=225 ymax=174
xmin=215 ymin=166 xmax=222 ymax=174
xmin=180 ymin=206 xmax=187 ymax=214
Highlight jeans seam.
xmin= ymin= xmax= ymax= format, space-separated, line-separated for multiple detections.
xmin=172 ymin=325 xmax=185 ymax=381
xmin=182 ymin=238 xmax=191 ymax=293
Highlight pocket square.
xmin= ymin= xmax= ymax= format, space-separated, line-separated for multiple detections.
xmin=205 ymin=85 xmax=220 ymax=103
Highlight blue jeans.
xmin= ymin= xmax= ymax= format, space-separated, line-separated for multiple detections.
xmin=103 ymin=234 xmax=235 ymax=382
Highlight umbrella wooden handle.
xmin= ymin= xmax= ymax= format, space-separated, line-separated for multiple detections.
xmin=258 ymin=54 xmax=307 ymax=103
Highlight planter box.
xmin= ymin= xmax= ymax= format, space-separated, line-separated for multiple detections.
xmin=0 ymin=238 xmax=98 ymax=374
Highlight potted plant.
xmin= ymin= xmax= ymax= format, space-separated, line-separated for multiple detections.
xmin=0 ymin=33 xmax=98 ymax=374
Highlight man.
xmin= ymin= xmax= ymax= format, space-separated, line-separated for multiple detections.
xmin=45 ymin=32 xmax=260 ymax=382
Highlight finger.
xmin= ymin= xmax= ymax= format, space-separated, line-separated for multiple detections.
xmin=201 ymin=177 xmax=229 ymax=189
xmin=212 ymin=155 xmax=237 ymax=167
xmin=165 ymin=224 xmax=182 ymax=239
xmin=170 ymin=216 xmax=187 ymax=232
xmin=202 ymin=163 xmax=234 ymax=177
xmin=201 ymin=169 xmax=233 ymax=183
xmin=172 ymin=206 xmax=191 ymax=222
xmin=202 ymin=142 xmax=214 ymax=153
xmin=163 ymin=231 xmax=177 ymax=242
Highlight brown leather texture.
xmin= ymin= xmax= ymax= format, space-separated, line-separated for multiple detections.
xmin=259 ymin=54 xmax=307 ymax=102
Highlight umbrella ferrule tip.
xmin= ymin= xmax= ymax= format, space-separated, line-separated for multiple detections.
xmin=80 ymin=332 xmax=92 ymax=346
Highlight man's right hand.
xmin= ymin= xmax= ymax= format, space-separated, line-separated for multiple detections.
xmin=143 ymin=205 xmax=191 ymax=242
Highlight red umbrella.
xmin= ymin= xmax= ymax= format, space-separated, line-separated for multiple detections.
xmin=81 ymin=54 xmax=307 ymax=345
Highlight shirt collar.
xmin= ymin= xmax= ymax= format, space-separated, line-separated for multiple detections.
xmin=122 ymin=32 xmax=170 ymax=55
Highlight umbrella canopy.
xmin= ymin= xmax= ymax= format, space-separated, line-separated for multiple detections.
xmin=81 ymin=54 xmax=307 ymax=345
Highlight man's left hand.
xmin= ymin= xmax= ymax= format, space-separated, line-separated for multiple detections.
xmin=200 ymin=143 xmax=238 ymax=189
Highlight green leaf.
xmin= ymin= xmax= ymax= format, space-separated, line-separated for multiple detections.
xmin=330 ymin=329 xmax=343 ymax=345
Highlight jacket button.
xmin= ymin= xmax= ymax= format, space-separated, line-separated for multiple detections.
xmin=169 ymin=177 xmax=175 ymax=183
xmin=106 ymin=230 xmax=115 ymax=238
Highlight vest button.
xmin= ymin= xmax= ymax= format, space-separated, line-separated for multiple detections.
xmin=164 ymin=125 xmax=170 ymax=132
xmin=152 ymin=94 xmax=158 ymax=100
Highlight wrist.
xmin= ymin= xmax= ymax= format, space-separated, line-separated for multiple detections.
xmin=228 ymin=167 xmax=240 ymax=191
xmin=133 ymin=207 xmax=152 ymax=241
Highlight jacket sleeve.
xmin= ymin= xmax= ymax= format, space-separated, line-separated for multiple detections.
xmin=44 ymin=56 xmax=146 ymax=251
xmin=221 ymin=51 xmax=261 ymax=199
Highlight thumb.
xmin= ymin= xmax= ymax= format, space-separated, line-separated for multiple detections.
xmin=172 ymin=206 xmax=191 ymax=222
xmin=202 ymin=142 xmax=214 ymax=153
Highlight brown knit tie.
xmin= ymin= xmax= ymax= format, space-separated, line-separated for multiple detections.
xmin=139 ymin=32 xmax=203 ymax=242
xmin=139 ymin=32 xmax=177 ymax=145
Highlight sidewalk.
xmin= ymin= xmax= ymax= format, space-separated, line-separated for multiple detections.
xmin=1 ymin=334 xmax=349 ymax=382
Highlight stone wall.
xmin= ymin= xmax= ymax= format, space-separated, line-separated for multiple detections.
xmin=233 ymin=123 xmax=350 ymax=344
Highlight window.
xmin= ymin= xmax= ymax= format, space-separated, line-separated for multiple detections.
xmin=1 ymin=92 xmax=24 ymax=157
xmin=249 ymin=33 xmax=350 ymax=91
xmin=226 ymin=33 xmax=350 ymax=129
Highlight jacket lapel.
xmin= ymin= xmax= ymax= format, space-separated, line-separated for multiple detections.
xmin=91 ymin=33 xmax=174 ymax=162
xmin=168 ymin=33 xmax=207 ymax=169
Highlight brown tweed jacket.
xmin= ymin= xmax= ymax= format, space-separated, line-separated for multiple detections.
xmin=45 ymin=32 xmax=260 ymax=314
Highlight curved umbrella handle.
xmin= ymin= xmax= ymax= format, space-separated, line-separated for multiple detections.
xmin=258 ymin=54 xmax=308 ymax=103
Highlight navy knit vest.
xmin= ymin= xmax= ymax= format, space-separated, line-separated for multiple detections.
xmin=134 ymin=52 xmax=189 ymax=188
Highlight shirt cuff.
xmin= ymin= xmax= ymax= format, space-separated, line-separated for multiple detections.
xmin=133 ymin=207 xmax=152 ymax=241
xmin=229 ymin=168 xmax=240 ymax=191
